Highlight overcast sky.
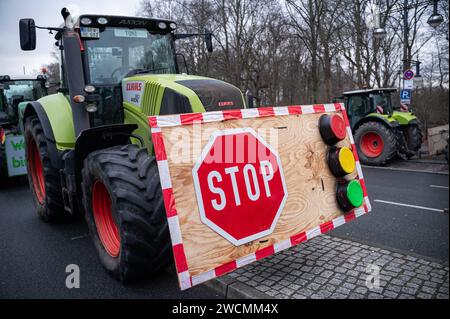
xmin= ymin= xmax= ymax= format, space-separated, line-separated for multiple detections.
xmin=0 ymin=0 xmax=143 ymax=76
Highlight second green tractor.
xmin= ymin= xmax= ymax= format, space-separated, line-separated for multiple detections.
xmin=338 ymin=88 xmax=423 ymax=166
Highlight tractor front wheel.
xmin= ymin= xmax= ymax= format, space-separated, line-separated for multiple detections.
xmin=355 ymin=122 xmax=398 ymax=166
xmin=82 ymin=144 xmax=171 ymax=281
xmin=24 ymin=116 xmax=66 ymax=221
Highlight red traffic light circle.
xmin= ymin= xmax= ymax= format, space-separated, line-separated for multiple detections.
xmin=319 ymin=114 xmax=347 ymax=145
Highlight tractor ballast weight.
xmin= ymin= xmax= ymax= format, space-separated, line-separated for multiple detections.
xmin=18 ymin=9 xmax=371 ymax=288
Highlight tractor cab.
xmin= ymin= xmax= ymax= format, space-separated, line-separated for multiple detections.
xmin=57 ymin=15 xmax=182 ymax=128
xmin=19 ymin=11 xmax=236 ymax=139
xmin=342 ymin=88 xmax=396 ymax=128
xmin=77 ymin=17 xmax=178 ymax=83
xmin=0 ymin=75 xmax=48 ymax=125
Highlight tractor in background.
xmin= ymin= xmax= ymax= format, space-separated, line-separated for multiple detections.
xmin=0 ymin=75 xmax=48 ymax=180
xmin=336 ymin=88 xmax=422 ymax=166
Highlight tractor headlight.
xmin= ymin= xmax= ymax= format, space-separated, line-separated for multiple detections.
xmin=84 ymin=85 xmax=96 ymax=93
xmin=97 ymin=17 xmax=108 ymax=25
xmin=169 ymin=22 xmax=177 ymax=30
xmin=85 ymin=104 xmax=98 ymax=113
xmin=80 ymin=17 xmax=92 ymax=25
xmin=158 ymin=22 xmax=167 ymax=29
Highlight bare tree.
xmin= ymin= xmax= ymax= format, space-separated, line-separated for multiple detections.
xmin=132 ymin=0 xmax=448 ymax=126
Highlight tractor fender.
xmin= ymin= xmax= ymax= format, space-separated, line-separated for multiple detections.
xmin=22 ymin=93 xmax=76 ymax=150
xmin=391 ymin=111 xmax=418 ymax=125
xmin=22 ymin=100 xmax=63 ymax=169
xmin=353 ymin=114 xmax=400 ymax=133
xmin=72 ymin=124 xmax=139 ymax=195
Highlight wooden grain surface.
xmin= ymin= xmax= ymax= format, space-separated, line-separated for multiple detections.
xmin=161 ymin=112 xmax=358 ymax=276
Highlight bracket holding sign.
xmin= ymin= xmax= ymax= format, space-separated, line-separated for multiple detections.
xmin=148 ymin=103 xmax=371 ymax=290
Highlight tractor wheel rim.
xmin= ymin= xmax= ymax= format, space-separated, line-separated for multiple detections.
xmin=92 ymin=180 xmax=120 ymax=257
xmin=28 ymin=138 xmax=46 ymax=204
xmin=360 ymin=132 xmax=384 ymax=158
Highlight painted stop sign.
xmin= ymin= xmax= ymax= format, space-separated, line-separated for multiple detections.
xmin=192 ymin=128 xmax=288 ymax=246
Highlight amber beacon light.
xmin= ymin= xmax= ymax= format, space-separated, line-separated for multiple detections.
xmin=327 ymin=146 xmax=356 ymax=178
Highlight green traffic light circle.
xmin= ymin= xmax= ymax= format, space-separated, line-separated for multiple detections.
xmin=346 ymin=180 xmax=364 ymax=208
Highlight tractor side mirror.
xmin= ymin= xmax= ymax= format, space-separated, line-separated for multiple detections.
xmin=204 ymin=28 xmax=213 ymax=53
xmin=19 ymin=19 xmax=36 ymax=51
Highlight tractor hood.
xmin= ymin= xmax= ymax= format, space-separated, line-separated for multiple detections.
xmin=122 ymin=74 xmax=246 ymax=116
xmin=391 ymin=111 xmax=417 ymax=125
xmin=366 ymin=111 xmax=418 ymax=126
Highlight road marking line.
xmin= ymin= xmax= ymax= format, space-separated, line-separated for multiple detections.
xmin=430 ymin=185 xmax=449 ymax=189
xmin=362 ymin=165 xmax=449 ymax=176
xmin=71 ymin=234 xmax=89 ymax=240
xmin=374 ymin=199 xmax=445 ymax=212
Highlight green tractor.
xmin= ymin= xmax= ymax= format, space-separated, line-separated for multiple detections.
xmin=19 ymin=8 xmax=246 ymax=281
xmin=0 ymin=74 xmax=48 ymax=180
xmin=339 ymin=88 xmax=422 ymax=166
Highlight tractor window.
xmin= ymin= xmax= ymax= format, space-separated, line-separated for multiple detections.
xmin=348 ymin=96 xmax=367 ymax=116
xmin=373 ymin=93 xmax=393 ymax=114
xmin=84 ymin=27 xmax=176 ymax=85
xmin=2 ymin=80 xmax=46 ymax=105
xmin=1 ymin=80 xmax=46 ymax=123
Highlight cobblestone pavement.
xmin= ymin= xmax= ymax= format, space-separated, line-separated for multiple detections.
xmin=226 ymin=235 xmax=449 ymax=299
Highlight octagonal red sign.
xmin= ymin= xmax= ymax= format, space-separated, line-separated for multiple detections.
xmin=192 ymin=128 xmax=288 ymax=246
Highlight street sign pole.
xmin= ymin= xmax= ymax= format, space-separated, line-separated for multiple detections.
xmin=402 ymin=69 xmax=415 ymax=112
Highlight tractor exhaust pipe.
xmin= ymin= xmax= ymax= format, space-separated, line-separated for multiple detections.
xmin=61 ymin=8 xmax=74 ymax=29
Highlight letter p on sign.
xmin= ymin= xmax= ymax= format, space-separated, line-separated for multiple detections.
xmin=192 ymin=128 xmax=288 ymax=246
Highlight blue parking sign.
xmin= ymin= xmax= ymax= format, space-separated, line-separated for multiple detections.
xmin=400 ymin=89 xmax=411 ymax=104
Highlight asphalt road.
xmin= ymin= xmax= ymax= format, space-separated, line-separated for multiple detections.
xmin=331 ymin=166 xmax=449 ymax=262
xmin=0 ymin=165 xmax=448 ymax=298
xmin=0 ymin=181 xmax=219 ymax=299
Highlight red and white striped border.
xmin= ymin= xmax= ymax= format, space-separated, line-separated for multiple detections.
xmin=400 ymin=103 xmax=409 ymax=112
xmin=148 ymin=103 xmax=371 ymax=290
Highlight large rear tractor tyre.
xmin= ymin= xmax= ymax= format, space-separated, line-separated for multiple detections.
xmin=355 ymin=122 xmax=398 ymax=166
xmin=403 ymin=124 xmax=423 ymax=158
xmin=82 ymin=144 xmax=171 ymax=281
xmin=24 ymin=116 xmax=66 ymax=221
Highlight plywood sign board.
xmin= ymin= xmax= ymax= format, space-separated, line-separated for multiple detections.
xmin=148 ymin=103 xmax=371 ymax=290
